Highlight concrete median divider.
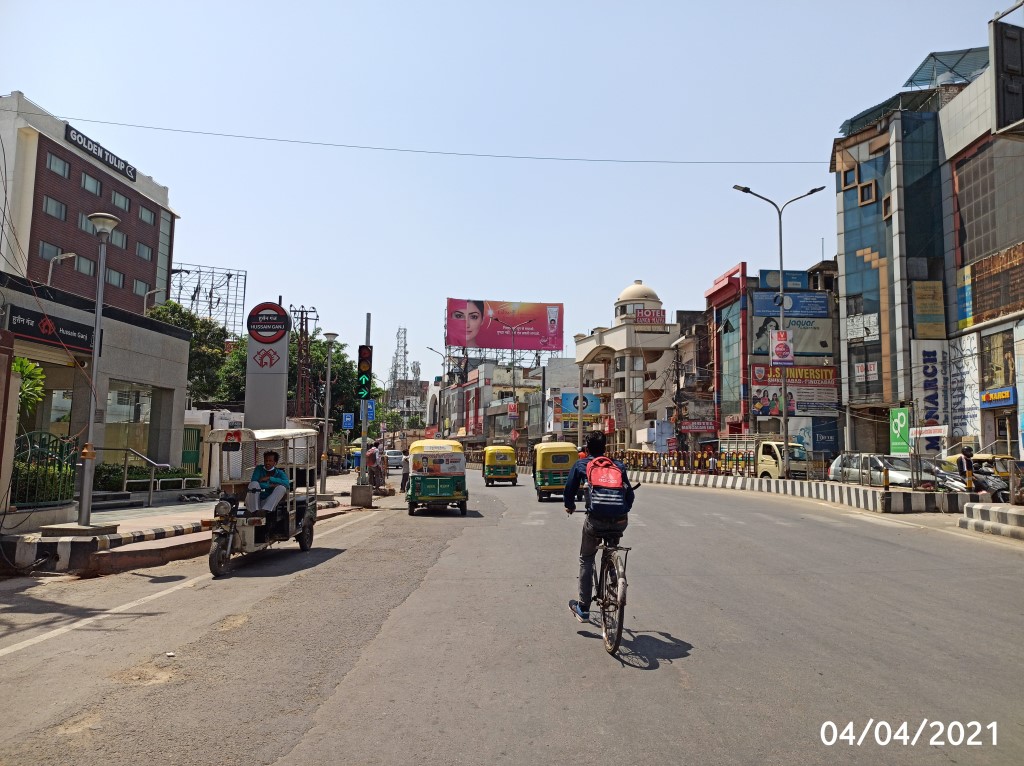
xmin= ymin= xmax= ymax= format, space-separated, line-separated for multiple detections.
xmin=630 ymin=471 xmax=981 ymax=515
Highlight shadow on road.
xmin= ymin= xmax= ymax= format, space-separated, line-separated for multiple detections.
xmin=616 ymin=630 xmax=693 ymax=669
xmin=213 ymin=546 xmax=345 ymax=579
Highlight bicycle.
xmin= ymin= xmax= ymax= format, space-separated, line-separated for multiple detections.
xmin=593 ymin=532 xmax=631 ymax=654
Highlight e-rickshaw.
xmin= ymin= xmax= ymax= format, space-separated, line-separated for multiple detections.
xmin=204 ymin=427 xmax=318 ymax=576
xmin=482 ymin=445 xmax=517 ymax=486
xmin=532 ymin=441 xmax=582 ymax=502
xmin=407 ymin=439 xmax=468 ymax=516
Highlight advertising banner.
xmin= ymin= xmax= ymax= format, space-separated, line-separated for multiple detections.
xmin=846 ymin=313 xmax=879 ymax=341
xmin=753 ymin=317 xmax=832 ymax=356
xmin=750 ymin=365 xmax=838 ymax=417
xmin=759 ymin=270 xmax=809 ymax=291
xmin=950 ymin=334 xmax=980 ymax=439
xmin=446 ymin=299 xmax=563 ymax=351
xmin=752 ymin=291 xmax=830 ymax=318
xmin=912 ymin=281 xmax=946 ymax=340
xmin=890 ymin=408 xmax=911 ymax=456
xmin=560 ymin=392 xmax=601 ymax=422
xmin=769 ymin=330 xmax=794 ymax=366
xmin=910 ymin=339 xmax=950 ymax=453
xmin=411 ymin=448 xmax=466 ymax=475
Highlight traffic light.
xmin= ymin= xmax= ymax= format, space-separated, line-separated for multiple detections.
xmin=357 ymin=345 xmax=373 ymax=399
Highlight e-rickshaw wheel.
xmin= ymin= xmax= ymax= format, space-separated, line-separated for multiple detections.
xmin=512 ymin=478 xmax=517 ymax=486
xmin=296 ymin=516 xmax=314 ymax=552
xmin=408 ymin=502 xmax=416 ymax=515
xmin=209 ymin=538 xmax=230 ymax=577
xmin=458 ymin=501 xmax=467 ymax=516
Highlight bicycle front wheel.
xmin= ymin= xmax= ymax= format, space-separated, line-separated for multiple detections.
xmin=600 ymin=552 xmax=626 ymax=654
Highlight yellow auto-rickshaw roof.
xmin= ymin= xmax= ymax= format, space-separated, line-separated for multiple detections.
xmin=533 ymin=441 xmax=579 ymax=455
xmin=409 ymin=438 xmax=464 ymax=453
xmin=483 ymin=445 xmax=515 ymax=454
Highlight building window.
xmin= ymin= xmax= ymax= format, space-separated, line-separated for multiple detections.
xmin=112 ymin=190 xmax=131 ymax=212
xmin=841 ymin=165 xmax=858 ymax=190
xmin=42 ymin=196 xmax=66 ymax=221
xmin=136 ymin=242 xmax=152 ymax=261
xmin=632 ymin=357 xmax=645 ymax=371
xmin=882 ymin=194 xmax=893 ymax=220
xmin=139 ymin=206 xmax=155 ymax=225
xmin=46 ymin=153 xmax=69 ymax=178
xmin=110 ymin=230 xmax=127 ymax=249
xmin=106 ymin=268 xmax=124 ymax=288
xmin=39 ymin=241 xmax=62 ymax=261
xmin=76 ymin=256 xmax=95 ymax=276
xmin=78 ymin=212 xmax=96 ymax=234
xmin=133 ymin=279 xmax=150 ymax=296
xmin=858 ymin=180 xmax=877 ymax=206
xmin=81 ymin=172 xmax=102 ymax=196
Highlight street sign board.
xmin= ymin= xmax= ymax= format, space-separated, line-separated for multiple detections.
xmin=367 ymin=399 xmax=376 ymax=421
xmin=510 ymin=429 xmax=520 ymax=442
xmin=342 ymin=412 xmax=355 ymax=430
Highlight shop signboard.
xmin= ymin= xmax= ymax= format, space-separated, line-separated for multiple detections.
xmin=980 ymin=386 xmax=1017 ymax=409
xmin=8 ymin=305 xmax=94 ymax=353
xmin=759 ymin=270 xmax=809 ymax=291
xmin=890 ymin=408 xmax=911 ymax=456
xmin=910 ymin=339 xmax=950 ymax=453
xmin=752 ymin=291 xmax=829 ymax=318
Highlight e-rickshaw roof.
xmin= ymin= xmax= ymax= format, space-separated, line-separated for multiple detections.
xmin=205 ymin=427 xmax=319 ymax=444
xmin=409 ymin=438 xmax=464 ymax=452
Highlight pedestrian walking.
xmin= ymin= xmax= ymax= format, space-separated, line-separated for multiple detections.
xmin=400 ymin=448 xmax=410 ymax=493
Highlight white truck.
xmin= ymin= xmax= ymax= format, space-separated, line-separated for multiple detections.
xmin=718 ymin=435 xmax=809 ymax=480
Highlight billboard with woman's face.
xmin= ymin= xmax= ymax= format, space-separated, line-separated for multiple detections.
xmin=445 ymin=299 xmax=563 ymax=351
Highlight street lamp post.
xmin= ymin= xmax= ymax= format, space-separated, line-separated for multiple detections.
xmin=733 ymin=184 xmax=826 ymax=479
xmin=77 ymin=212 xmax=121 ymax=528
xmin=426 ymin=345 xmax=447 ymax=436
xmin=47 ymin=251 xmax=78 ymax=286
xmin=320 ymin=332 xmax=338 ymax=494
xmin=143 ymin=288 xmax=165 ymax=314
xmin=493 ymin=319 xmax=533 ymax=444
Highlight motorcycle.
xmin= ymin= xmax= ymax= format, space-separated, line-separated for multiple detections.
xmin=931 ymin=465 xmax=1009 ymax=502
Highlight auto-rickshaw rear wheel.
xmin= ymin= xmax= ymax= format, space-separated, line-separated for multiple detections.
xmin=458 ymin=501 xmax=467 ymax=516
xmin=408 ymin=502 xmax=416 ymax=515
xmin=296 ymin=517 xmax=314 ymax=551
xmin=209 ymin=538 xmax=230 ymax=577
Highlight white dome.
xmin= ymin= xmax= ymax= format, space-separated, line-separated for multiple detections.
xmin=617 ymin=280 xmax=660 ymax=303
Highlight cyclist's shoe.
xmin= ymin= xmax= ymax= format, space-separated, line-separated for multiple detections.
xmin=569 ymin=600 xmax=590 ymax=623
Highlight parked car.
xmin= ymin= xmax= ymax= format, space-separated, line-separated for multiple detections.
xmin=385 ymin=449 xmax=404 ymax=469
xmin=827 ymin=453 xmax=931 ymax=487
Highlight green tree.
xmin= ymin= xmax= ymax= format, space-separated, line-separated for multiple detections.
xmin=12 ymin=357 xmax=45 ymax=418
xmin=147 ymin=301 xmax=230 ymax=403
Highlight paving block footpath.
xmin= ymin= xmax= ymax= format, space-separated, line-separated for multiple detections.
xmin=0 ymin=468 xmax=406 ymax=576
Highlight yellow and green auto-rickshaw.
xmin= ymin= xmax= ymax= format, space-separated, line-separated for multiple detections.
xmin=407 ymin=439 xmax=468 ymax=516
xmin=482 ymin=445 xmax=518 ymax=486
xmin=532 ymin=441 xmax=582 ymax=503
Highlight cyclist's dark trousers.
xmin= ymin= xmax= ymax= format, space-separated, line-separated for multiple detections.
xmin=578 ymin=513 xmax=628 ymax=611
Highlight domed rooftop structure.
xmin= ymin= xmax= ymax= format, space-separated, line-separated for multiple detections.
xmin=617 ymin=279 xmax=660 ymax=303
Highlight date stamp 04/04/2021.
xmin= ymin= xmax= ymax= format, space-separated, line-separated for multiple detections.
xmin=821 ymin=720 xmax=998 ymax=748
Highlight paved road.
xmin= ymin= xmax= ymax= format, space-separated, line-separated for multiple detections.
xmin=1 ymin=477 xmax=1022 ymax=765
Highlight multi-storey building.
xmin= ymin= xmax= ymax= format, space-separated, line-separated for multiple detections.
xmin=0 ymin=92 xmax=188 ymax=468
xmin=832 ymin=11 xmax=1024 ymax=457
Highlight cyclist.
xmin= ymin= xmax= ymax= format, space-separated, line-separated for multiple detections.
xmin=564 ymin=430 xmax=634 ymax=622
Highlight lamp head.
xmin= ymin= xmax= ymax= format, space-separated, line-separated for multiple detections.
xmin=324 ymin=332 xmax=339 ymax=343
xmin=87 ymin=212 xmax=121 ymax=235
xmin=733 ymin=185 xmax=751 ymax=193
xmin=809 ymin=186 xmax=827 ymax=195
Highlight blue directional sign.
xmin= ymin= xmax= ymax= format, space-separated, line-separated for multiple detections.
xmin=342 ymin=412 xmax=355 ymax=430
xmin=367 ymin=399 xmax=376 ymax=421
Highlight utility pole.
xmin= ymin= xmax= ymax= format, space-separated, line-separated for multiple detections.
xmin=359 ymin=313 xmax=371 ymax=485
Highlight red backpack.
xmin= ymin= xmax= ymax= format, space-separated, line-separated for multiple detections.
xmin=585 ymin=456 xmax=627 ymax=516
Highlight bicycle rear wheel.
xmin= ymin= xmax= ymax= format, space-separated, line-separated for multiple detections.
xmin=600 ymin=552 xmax=625 ymax=653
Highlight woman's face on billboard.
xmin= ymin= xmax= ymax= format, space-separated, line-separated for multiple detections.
xmin=451 ymin=300 xmax=483 ymax=346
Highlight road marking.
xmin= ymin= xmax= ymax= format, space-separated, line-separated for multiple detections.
xmin=751 ymin=512 xmax=794 ymax=526
xmin=676 ymin=520 xmax=695 ymax=527
xmin=0 ymin=511 xmax=380 ymax=659
xmin=843 ymin=513 xmax=916 ymax=528
xmin=710 ymin=512 xmax=745 ymax=525
xmin=0 ymin=575 xmax=207 ymax=659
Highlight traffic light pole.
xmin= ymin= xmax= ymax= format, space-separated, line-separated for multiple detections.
xmin=359 ymin=313 xmax=371 ymax=485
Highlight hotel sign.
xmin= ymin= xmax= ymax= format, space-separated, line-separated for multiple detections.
xmin=634 ymin=308 xmax=666 ymax=325
xmin=65 ymin=124 xmax=137 ymax=182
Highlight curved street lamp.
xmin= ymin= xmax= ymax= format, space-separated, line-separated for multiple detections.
xmin=732 ymin=184 xmax=825 ymax=478
xmin=78 ymin=212 xmax=121 ymax=528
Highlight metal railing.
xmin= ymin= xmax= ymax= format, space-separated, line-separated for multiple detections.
xmin=96 ymin=447 xmax=171 ymax=507
xmin=10 ymin=431 xmax=79 ymax=509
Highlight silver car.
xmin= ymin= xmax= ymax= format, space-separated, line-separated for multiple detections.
xmin=827 ymin=453 xmax=920 ymax=487
xmin=385 ymin=449 xmax=404 ymax=469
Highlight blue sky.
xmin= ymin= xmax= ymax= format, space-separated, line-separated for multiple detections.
xmin=1 ymin=1 xmax=994 ymax=383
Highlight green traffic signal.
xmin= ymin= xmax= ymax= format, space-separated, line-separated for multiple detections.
xmin=357 ymin=345 xmax=373 ymax=399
